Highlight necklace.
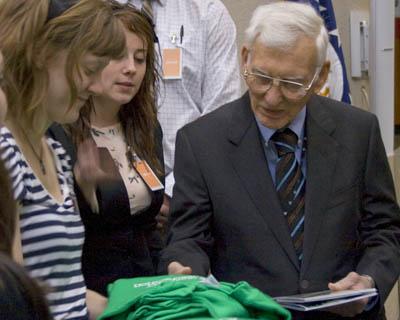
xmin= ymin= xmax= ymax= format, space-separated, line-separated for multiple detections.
xmin=20 ymin=128 xmax=46 ymax=175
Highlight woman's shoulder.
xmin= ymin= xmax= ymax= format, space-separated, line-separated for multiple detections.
xmin=0 ymin=127 xmax=24 ymax=169
xmin=0 ymin=127 xmax=28 ymax=200
xmin=0 ymin=126 xmax=17 ymax=148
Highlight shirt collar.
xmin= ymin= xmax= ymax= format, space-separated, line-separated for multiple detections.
xmin=256 ymin=106 xmax=306 ymax=145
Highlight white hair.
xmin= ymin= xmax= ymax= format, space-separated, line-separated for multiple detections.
xmin=244 ymin=2 xmax=329 ymax=66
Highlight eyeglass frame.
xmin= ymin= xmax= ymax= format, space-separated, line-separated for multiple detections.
xmin=243 ymin=66 xmax=322 ymax=100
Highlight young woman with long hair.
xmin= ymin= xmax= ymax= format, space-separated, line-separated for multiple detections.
xmin=0 ymin=0 xmax=127 ymax=318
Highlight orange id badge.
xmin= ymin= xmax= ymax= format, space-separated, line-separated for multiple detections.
xmin=162 ymin=48 xmax=182 ymax=79
xmin=133 ymin=159 xmax=164 ymax=191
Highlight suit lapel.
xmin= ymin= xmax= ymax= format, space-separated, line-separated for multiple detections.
xmin=228 ymin=93 xmax=300 ymax=270
xmin=301 ymin=95 xmax=339 ymax=274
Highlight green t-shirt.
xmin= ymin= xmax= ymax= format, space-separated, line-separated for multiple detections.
xmin=99 ymin=275 xmax=291 ymax=320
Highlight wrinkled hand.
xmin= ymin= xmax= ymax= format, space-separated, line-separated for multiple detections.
xmin=156 ymin=195 xmax=170 ymax=230
xmin=324 ymin=272 xmax=375 ymax=317
xmin=74 ymin=139 xmax=113 ymax=213
xmin=168 ymin=261 xmax=192 ymax=275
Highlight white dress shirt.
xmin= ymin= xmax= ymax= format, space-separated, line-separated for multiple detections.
xmin=122 ymin=0 xmax=242 ymax=195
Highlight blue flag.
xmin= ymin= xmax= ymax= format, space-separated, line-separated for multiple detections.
xmin=288 ymin=0 xmax=352 ymax=104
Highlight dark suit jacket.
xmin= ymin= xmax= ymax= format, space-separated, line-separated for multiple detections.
xmin=159 ymin=93 xmax=400 ymax=319
xmin=48 ymin=123 xmax=165 ymax=295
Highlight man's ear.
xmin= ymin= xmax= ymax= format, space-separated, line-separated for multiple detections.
xmin=241 ymin=46 xmax=250 ymax=73
xmin=313 ymin=60 xmax=330 ymax=93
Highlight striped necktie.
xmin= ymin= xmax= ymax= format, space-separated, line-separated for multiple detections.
xmin=272 ymin=128 xmax=305 ymax=261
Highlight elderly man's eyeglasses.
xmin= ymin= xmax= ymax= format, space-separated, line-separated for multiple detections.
xmin=243 ymin=68 xmax=321 ymax=100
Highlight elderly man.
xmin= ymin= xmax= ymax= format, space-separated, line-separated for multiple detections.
xmin=159 ymin=2 xmax=400 ymax=319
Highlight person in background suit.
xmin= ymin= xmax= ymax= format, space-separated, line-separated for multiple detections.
xmin=49 ymin=3 xmax=165 ymax=296
xmin=159 ymin=2 xmax=400 ymax=319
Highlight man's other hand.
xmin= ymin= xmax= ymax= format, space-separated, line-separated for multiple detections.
xmin=324 ymin=271 xmax=375 ymax=317
xmin=168 ymin=261 xmax=192 ymax=275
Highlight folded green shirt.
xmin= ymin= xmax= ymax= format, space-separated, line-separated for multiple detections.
xmin=99 ymin=275 xmax=291 ymax=320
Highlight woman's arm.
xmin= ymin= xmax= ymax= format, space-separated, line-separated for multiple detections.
xmin=12 ymin=206 xmax=23 ymax=264
xmin=86 ymin=289 xmax=108 ymax=320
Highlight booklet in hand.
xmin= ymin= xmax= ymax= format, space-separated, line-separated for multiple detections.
xmin=274 ymin=288 xmax=378 ymax=312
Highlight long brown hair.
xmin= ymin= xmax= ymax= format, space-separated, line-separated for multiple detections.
xmin=71 ymin=3 xmax=162 ymax=174
xmin=0 ymin=0 xmax=126 ymax=133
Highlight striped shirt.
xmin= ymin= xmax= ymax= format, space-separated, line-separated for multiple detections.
xmin=0 ymin=127 xmax=88 ymax=320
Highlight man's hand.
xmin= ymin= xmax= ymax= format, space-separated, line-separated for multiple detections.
xmin=156 ymin=195 xmax=170 ymax=230
xmin=324 ymin=272 xmax=375 ymax=317
xmin=168 ymin=261 xmax=192 ymax=275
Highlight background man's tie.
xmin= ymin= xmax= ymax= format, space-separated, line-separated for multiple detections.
xmin=272 ymin=128 xmax=305 ymax=261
